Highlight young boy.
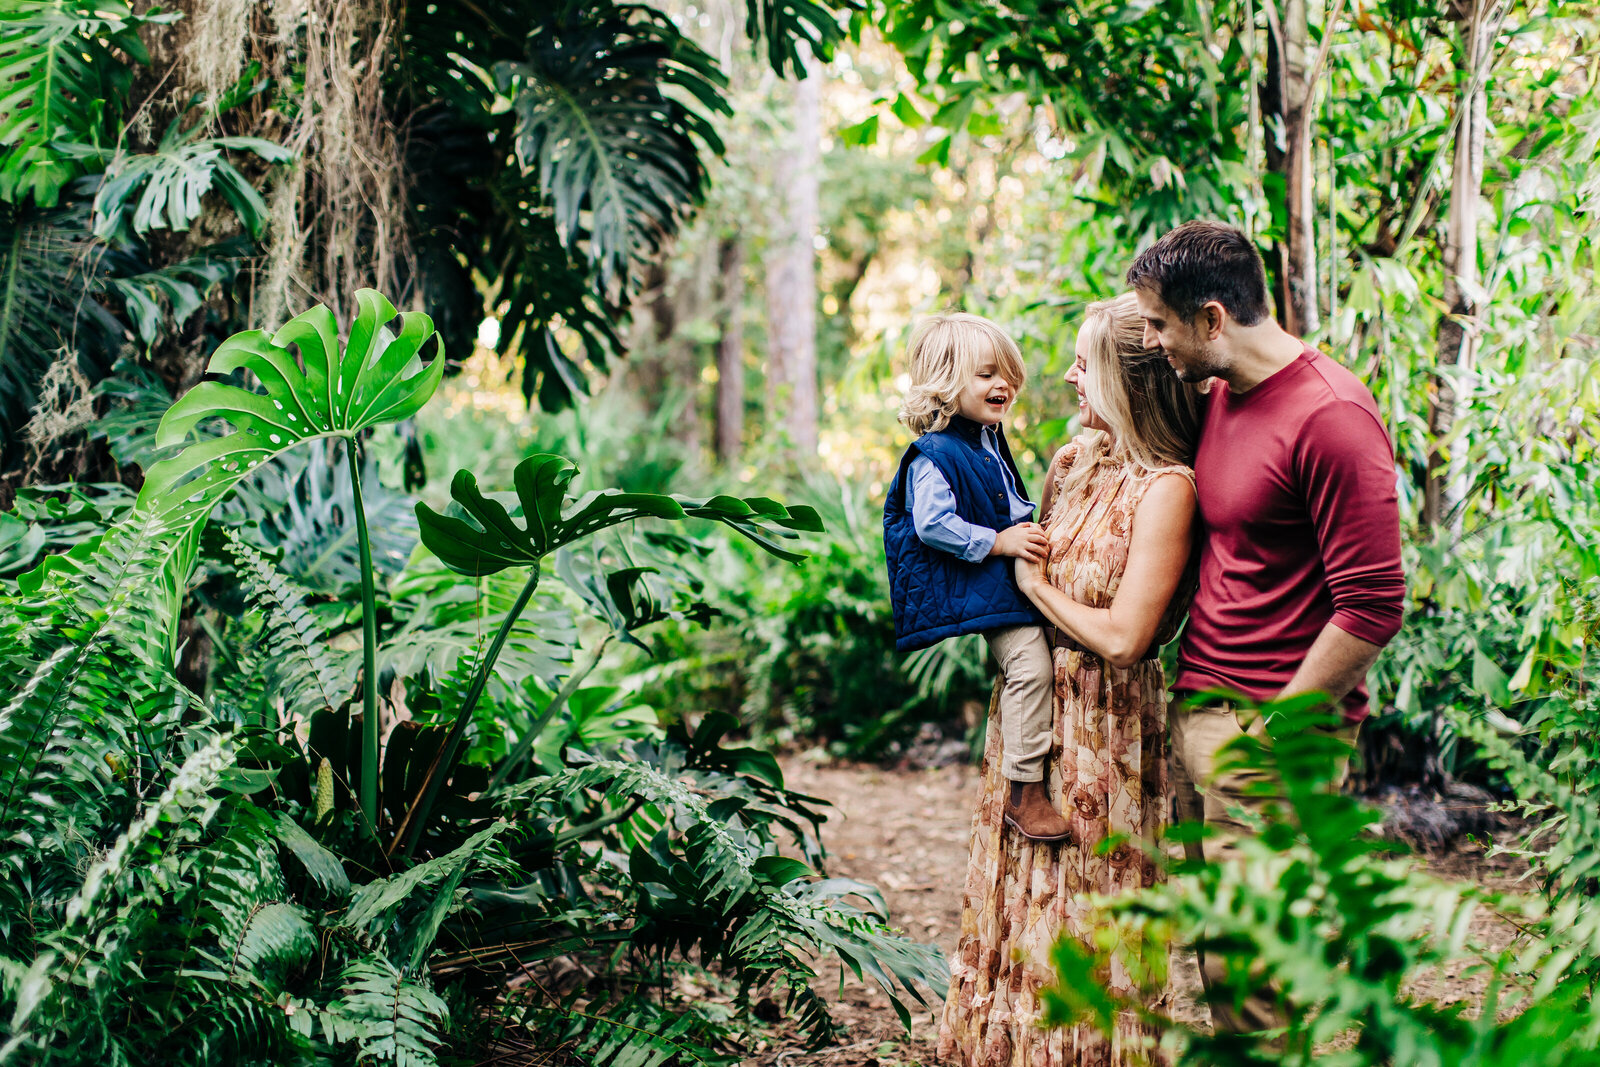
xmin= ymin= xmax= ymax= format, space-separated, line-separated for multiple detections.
xmin=883 ymin=313 xmax=1070 ymax=842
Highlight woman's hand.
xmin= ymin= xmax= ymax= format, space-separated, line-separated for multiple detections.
xmin=1014 ymin=555 xmax=1045 ymax=594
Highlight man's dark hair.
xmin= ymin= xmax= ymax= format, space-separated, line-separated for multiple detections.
xmin=1125 ymin=220 xmax=1270 ymax=326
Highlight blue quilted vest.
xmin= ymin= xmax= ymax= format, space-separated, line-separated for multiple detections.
xmin=883 ymin=417 xmax=1042 ymax=652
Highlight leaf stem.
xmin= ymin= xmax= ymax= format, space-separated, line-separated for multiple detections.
xmin=347 ymin=438 xmax=381 ymax=826
xmin=392 ymin=567 xmax=541 ymax=858
xmin=555 ymin=795 xmax=643 ymax=848
xmin=486 ymin=633 xmax=613 ymax=792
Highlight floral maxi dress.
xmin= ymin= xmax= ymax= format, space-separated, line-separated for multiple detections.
xmin=937 ymin=432 xmax=1195 ymax=1067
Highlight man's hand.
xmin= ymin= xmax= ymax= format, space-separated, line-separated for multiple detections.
xmin=991 ymin=522 xmax=1048 ymax=563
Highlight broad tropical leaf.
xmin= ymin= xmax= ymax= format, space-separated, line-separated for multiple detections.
xmin=221 ymin=439 xmax=419 ymax=593
xmin=417 ymin=454 xmax=823 ymax=575
xmin=498 ymin=5 xmax=728 ymax=291
xmin=0 ymin=0 xmax=173 ymax=206
xmin=137 ymin=287 xmax=442 ymax=560
xmin=101 ymin=243 xmax=244 ymax=343
xmin=92 ymin=131 xmax=292 ymax=241
xmin=742 ymin=0 xmax=846 ymax=77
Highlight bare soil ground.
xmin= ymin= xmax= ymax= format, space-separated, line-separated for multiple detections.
xmin=744 ymin=756 xmax=1530 ymax=1067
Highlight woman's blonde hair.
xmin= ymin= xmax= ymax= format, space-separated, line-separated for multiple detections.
xmin=897 ymin=313 xmax=1026 ymax=436
xmin=1056 ymin=293 xmax=1205 ymax=500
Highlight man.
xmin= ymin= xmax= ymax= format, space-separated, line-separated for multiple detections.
xmin=1126 ymin=221 xmax=1406 ymax=1033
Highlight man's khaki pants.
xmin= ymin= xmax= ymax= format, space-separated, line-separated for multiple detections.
xmin=1169 ymin=700 xmax=1359 ymax=1035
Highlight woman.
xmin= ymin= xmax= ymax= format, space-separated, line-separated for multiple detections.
xmin=938 ymin=292 xmax=1206 ymax=1067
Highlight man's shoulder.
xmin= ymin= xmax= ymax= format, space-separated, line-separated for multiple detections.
xmin=1298 ymin=348 xmax=1382 ymax=416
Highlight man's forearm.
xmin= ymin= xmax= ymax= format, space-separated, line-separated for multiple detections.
xmin=1277 ymin=623 xmax=1384 ymax=707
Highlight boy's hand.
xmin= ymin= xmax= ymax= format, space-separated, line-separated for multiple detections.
xmin=990 ymin=522 xmax=1048 ymax=563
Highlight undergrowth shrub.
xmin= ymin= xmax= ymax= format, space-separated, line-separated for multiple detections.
xmin=0 ymin=290 xmax=946 ymax=1065
xmin=630 ymin=474 xmax=991 ymax=759
xmin=1042 ymin=695 xmax=1600 ymax=1066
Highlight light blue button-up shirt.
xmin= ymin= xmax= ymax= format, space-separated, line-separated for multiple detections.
xmin=906 ymin=426 xmax=1035 ymax=563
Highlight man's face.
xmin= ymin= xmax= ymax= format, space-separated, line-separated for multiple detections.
xmin=1134 ymin=287 xmax=1222 ymax=384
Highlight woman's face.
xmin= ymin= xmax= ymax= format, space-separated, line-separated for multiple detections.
xmin=1066 ymin=335 xmax=1111 ymax=434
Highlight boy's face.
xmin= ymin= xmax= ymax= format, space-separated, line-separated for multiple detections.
xmin=955 ymin=357 xmax=1017 ymax=426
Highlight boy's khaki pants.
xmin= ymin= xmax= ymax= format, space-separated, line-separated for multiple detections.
xmin=984 ymin=625 xmax=1054 ymax=783
xmin=1169 ymin=699 xmax=1360 ymax=1036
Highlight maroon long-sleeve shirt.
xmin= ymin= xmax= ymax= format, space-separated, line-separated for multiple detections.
xmin=1175 ymin=347 xmax=1406 ymax=721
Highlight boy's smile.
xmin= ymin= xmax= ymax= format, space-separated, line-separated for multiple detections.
xmin=957 ymin=361 xmax=1015 ymax=426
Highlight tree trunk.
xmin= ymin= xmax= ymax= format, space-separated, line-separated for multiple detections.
xmin=764 ymin=57 xmax=821 ymax=456
xmin=715 ymin=237 xmax=745 ymax=462
xmin=1264 ymin=0 xmax=1320 ymax=336
xmin=1424 ymin=0 xmax=1491 ymax=531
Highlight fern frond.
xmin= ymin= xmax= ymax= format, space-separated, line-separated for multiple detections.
xmin=63 ymin=730 xmax=234 ymax=928
xmin=224 ymin=901 xmax=318 ymax=982
xmin=518 ymin=995 xmax=739 ymax=1067
xmin=0 ymin=520 xmax=194 ymax=920
xmin=221 ymin=529 xmax=353 ymax=720
xmin=515 ymin=757 xmax=946 ymax=1043
xmin=339 ymin=821 xmax=507 ymax=962
xmin=324 ymin=956 xmax=450 ymax=1067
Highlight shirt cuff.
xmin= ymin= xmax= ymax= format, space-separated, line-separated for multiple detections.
xmin=1329 ymin=609 xmax=1404 ymax=648
xmin=964 ymin=527 xmax=996 ymax=563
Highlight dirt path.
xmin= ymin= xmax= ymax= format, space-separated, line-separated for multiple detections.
xmin=747 ymin=757 xmax=1528 ymax=1066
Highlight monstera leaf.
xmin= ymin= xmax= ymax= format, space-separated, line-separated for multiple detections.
xmin=417 ymin=454 xmax=823 ymax=576
xmin=395 ymin=454 xmax=821 ymax=857
xmin=133 ymin=288 xmax=442 ymax=548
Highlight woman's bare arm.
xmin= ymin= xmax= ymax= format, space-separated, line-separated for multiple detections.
xmin=1015 ymin=472 xmax=1196 ymax=669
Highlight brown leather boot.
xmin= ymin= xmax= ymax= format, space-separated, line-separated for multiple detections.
xmin=1004 ymin=780 xmax=1072 ymax=843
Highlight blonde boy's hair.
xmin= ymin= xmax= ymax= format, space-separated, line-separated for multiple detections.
xmin=897 ymin=313 xmax=1026 ymax=436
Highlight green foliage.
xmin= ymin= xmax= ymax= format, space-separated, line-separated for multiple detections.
xmin=0 ymin=202 xmax=121 ymax=453
xmin=869 ymin=0 xmax=1253 ymax=236
xmin=498 ymin=3 xmax=728 ymax=292
xmin=394 ymin=0 xmax=847 ymax=411
xmin=1040 ymin=695 xmax=1600 ymax=1065
xmin=0 ymin=285 xmax=944 ymax=1065
xmin=89 ymin=87 xmax=293 ymax=242
xmin=1454 ymin=579 xmax=1600 ymax=901
xmin=0 ymin=0 xmax=175 ymax=207
xmin=418 ymin=453 xmax=823 ymax=574
xmin=627 ymin=475 xmax=988 ymax=758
